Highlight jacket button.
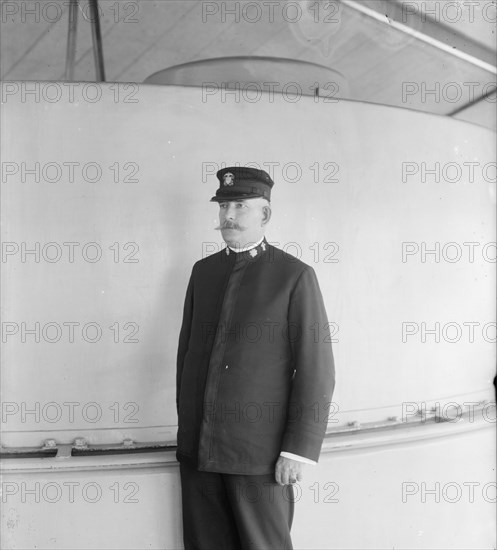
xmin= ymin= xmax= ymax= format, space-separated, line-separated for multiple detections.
xmin=225 ymin=365 xmax=229 ymax=369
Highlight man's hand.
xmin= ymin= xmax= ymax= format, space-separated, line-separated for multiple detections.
xmin=275 ymin=456 xmax=304 ymax=486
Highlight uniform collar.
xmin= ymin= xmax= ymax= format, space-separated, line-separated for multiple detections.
xmin=225 ymin=237 xmax=268 ymax=259
xmin=227 ymin=236 xmax=264 ymax=253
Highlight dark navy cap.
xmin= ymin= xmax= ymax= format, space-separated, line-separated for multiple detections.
xmin=210 ymin=167 xmax=274 ymax=202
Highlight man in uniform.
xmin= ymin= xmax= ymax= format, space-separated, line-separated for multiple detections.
xmin=176 ymin=167 xmax=335 ymax=550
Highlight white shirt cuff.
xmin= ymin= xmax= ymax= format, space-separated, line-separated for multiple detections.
xmin=280 ymin=452 xmax=317 ymax=465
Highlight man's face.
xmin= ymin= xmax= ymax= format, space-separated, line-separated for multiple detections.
xmin=217 ymin=198 xmax=270 ymax=248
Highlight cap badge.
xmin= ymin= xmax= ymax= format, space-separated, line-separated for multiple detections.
xmin=223 ymin=172 xmax=235 ymax=186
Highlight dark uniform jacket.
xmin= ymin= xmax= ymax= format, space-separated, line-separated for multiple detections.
xmin=176 ymin=239 xmax=335 ymax=475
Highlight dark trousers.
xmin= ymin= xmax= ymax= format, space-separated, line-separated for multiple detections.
xmin=179 ymin=462 xmax=294 ymax=550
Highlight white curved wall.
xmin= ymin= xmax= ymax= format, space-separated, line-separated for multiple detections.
xmin=0 ymin=82 xmax=495 ymax=549
xmin=1 ymin=83 xmax=494 ymax=446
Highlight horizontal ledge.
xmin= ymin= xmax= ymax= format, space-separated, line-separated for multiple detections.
xmin=1 ymin=406 xmax=493 ymax=473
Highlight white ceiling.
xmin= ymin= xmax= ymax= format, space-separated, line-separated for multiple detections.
xmin=1 ymin=0 xmax=496 ymax=130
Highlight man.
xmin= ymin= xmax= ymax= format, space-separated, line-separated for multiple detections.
xmin=176 ymin=167 xmax=335 ymax=550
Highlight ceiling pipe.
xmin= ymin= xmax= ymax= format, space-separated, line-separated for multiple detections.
xmin=342 ymin=0 xmax=497 ymax=75
xmin=89 ymin=0 xmax=105 ymax=81
xmin=64 ymin=0 xmax=79 ymax=81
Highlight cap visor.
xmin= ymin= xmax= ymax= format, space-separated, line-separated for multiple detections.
xmin=210 ymin=193 xmax=263 ymax=202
